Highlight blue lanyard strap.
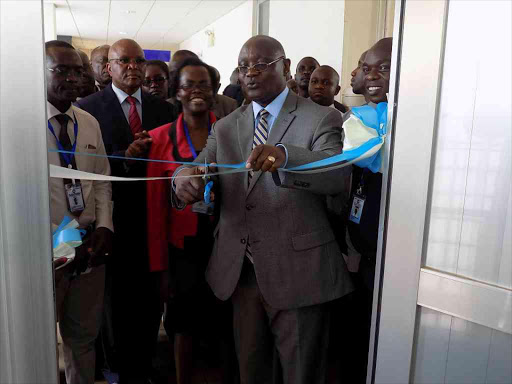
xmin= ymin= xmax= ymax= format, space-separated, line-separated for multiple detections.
xmin=48 ymin=112 xmax=78 ymax=166
xmin=183 ymin=119 xmax=212 ymax=159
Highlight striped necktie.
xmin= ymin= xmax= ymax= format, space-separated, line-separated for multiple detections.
xmin=248 ymin=109 xmax=270 ymax=184
xmin=245 ymin=108 xmax=270 ymax=263
xmin=127 ymin=96 xmax=142 ymax=135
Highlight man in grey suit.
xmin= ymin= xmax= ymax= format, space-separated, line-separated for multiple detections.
xmin=175 ymin=35 xmax=352 ymax=384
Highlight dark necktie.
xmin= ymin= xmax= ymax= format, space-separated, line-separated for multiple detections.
xmin=55 ymin=113 xmax=77 ymax=170
xmin=127 ymin=96 xmax=142 ymax=135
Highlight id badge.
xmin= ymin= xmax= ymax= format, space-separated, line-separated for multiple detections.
xmin=349 ymin=195 xmax=366 ymax=224
xmin=65 ymin=182 xmax=85 ymax=214
xmin=191 ymin=201 xmax=215 ymax=215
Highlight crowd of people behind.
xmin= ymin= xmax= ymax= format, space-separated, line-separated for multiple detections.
xmin=46 ymin=34 xmax=392 ymax=384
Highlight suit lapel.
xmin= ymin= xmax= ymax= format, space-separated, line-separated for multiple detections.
xmin=247 ymin=92 xmax=297 ymax=196
xmin=141 ymin=93 xmax=153 ymax=131
xmin=105 ymin=85 xmax=133 ymax=143
xmin=237 ymin=104 xmax=255 ymax=192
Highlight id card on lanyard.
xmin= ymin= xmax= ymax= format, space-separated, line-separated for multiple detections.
xmin=349 ymin=169 xmax=368 ymax=224
xmin=48 ymin=113 xmax=85 ymax=215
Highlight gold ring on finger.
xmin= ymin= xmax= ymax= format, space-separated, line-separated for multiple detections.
xmin=267 ymin=156 xmax=276 ymax=163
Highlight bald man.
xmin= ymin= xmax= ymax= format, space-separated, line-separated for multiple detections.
xmin=211 ymin=65 xmax=238 ymax=119
xmin=294 ymin=56 xmax=320 ymax=98
xmin=174 ymin=35 xmax=352 ymax=384
xmin=76 ymin=39 xmax=177 ymax=383
xmin=308 ymin=65 xmax=348 ymax=114
xmin=331 ymin=37 xmax=393 ymax=383
xmin=77 ymin=50 xmax=97 ymax=98
xmin=91 ymin=44 xmax=111 ymax=91
xmin=351 ymin=50 xmax=368 ymax=96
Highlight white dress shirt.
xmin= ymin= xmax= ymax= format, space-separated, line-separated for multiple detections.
xmin=47 ymin=102 xmax=113 ymax=232
xmin=111 ymin=83 xmax=143 ymax=124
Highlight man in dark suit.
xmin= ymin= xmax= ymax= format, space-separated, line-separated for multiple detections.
xmin=76 ymin=38 xmax=177 ymax=384
xmin=212 ymin=66 xmax=239 ymax=119
xmin=309 ymin=65 xmax=348 ymax=114
xmin=174 ymin=35 xmax=352 ymax=384
xmin=91 ymin=45 xmax=111 ymax=91
xmin=294 ymin=56 xmax=319 ymax=98
xmin=223 ymin=68 xmax=245 ymax=107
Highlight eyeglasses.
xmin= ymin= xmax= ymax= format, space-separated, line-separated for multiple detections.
xmin=142 ymin=77 xmax=168 ymax=86
xmin=237 ymin=56 xmax=285 ymax=75
xmin=47 ymin=66 xmax=83 ymax=78
xmin=109 ymin=58 xmax=147 ymax=66
xmin=178 ymin=83 xmax=213 ymax=92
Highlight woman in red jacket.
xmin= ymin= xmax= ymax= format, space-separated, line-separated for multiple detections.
xmin=146 ymin=58 xmax=235 ymax=384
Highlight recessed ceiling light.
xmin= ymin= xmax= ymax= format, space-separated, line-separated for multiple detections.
xmin=119 ymin=32 xmax=127 ymax=35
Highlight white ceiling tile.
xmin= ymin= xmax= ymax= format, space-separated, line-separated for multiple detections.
xmin=50 ymin=0 xmax=248 ymax=50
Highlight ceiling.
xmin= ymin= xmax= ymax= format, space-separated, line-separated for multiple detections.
xmin=45 ymin=0 xmax=247 ymax=50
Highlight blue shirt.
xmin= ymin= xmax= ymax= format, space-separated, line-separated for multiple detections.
xmin=252 ymin=87 xmax=289 ymax=132
xmin=251 ymin=87 xmax=289 ymax=166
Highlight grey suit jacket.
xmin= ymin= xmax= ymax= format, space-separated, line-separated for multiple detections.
xmin=188 ymin=91 xmax=353 ymax=309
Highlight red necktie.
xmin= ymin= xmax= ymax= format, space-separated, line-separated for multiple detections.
xmin=127 ymin=96 xmax=142 ymax=135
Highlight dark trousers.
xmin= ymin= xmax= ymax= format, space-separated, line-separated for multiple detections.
xmin=232 ymin=260 xmax=330 ymax=384
xmin=112 ymin=261 xmax=162 ymax=384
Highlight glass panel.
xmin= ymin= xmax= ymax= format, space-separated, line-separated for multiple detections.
xmin=412 ymin=307 xmax=512 ymax=384
xmin=424 ymin=0 xmax=512 ymax=288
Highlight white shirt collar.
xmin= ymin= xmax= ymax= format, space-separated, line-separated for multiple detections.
xmin=111 ymin=83 xmax=142 ymax=105
xmin=252 ymin=87 xmax=289 ymax=120
xmin=47 ymin=101 xmax=75 ymax=122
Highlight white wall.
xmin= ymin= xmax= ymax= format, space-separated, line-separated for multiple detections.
xmin=269 ymin=0 xmax=345 ymax=97
xmin=44 ymin=3 xmax=57 ymax=42
xmin=179 ymin=0 xmax=346 ymax=96
xmin=180 ymin=0 xmax=254 ymax=90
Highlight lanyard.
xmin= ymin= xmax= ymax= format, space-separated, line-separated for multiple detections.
xmin=47 ymin=112 xmax=78 ymax=166
xmin=356 ymin=167 xmax=370 ymax=196
xmin=183 ymin=119 xmax=211 ymax=159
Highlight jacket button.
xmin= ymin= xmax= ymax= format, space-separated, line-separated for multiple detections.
xmin=241 ymin=238 xmax=246 ymax=244
xmin=246 ymin=204 xmax=252 ymax=210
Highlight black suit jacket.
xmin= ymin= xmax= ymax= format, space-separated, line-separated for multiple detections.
xmin=76 ymin=84 xmax=177 ymax=268
xmin=333 ymin=100 xmax=348 ymax=114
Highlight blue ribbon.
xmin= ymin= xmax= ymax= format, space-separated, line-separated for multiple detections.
xmin=50 ymin=105 xmax=387 ymax=174
xmin=350 ymin=102 xmax=388 ymax=173
xmin=52 ymin=216 xmax=83 ymax=251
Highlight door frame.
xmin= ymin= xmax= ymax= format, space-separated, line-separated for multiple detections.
xmin=371 ymin=1 xmax=512 ymax=383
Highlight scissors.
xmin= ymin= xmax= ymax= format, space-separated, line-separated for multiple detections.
xmin=203 ymin=158 xmax=214 ymax=204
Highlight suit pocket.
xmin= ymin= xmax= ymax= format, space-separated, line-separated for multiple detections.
xmin=292 ymin=228 xmax=335 ymax=251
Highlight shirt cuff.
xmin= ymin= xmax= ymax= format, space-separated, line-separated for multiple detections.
xmin=276 ymin=143 xmax=288 ymax=169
